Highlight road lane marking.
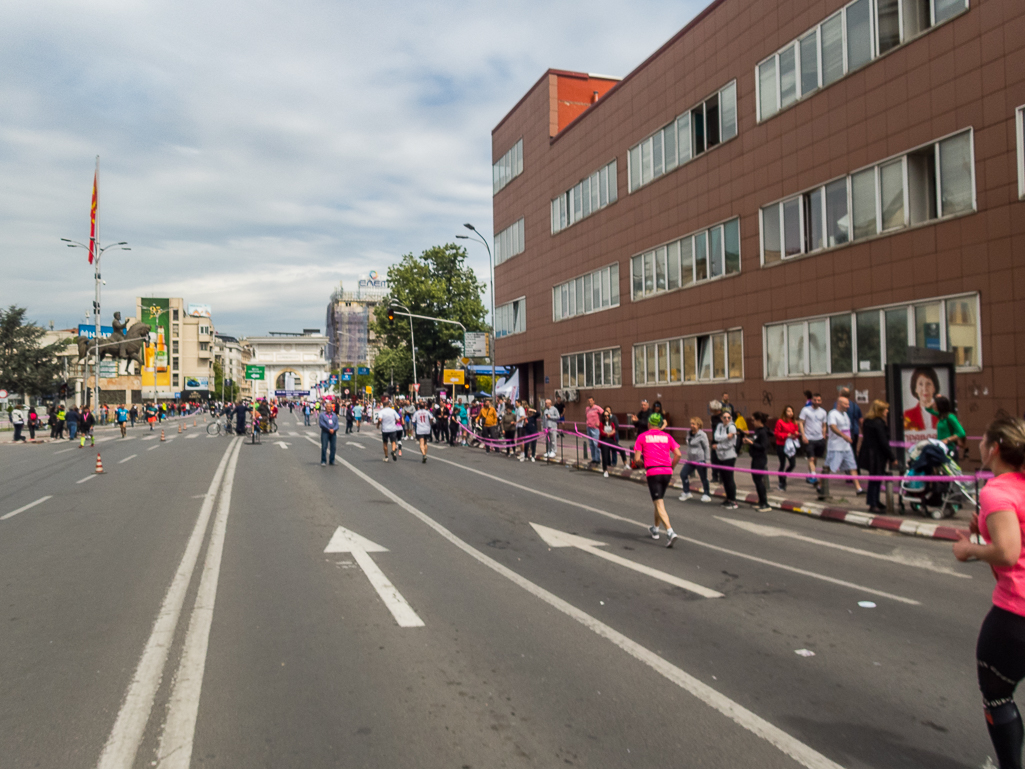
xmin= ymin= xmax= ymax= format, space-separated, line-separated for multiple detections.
xmin=429 ymin=454 xmax=920 ymax=606
xmin=156 ymin=438 xmax=244 ymax=769
xmin=531 ymin=523 xmax=723 ymax=598
xmin=274 ymin=440 xmax=289 ymax=449
xmin=324 ymin=526 xmax=424 ymax=627
xmin=1 ymin=495 xmax=52 ymax=521
xmin=77 ymin=474 xmax=97 ymax=484
xmin=118 ymin=454 xmax=138 ymax=464
xmin=54 ymin=446 xmax=77 ymax=454
xmin=147 ymin=445 xmax=160 ymax=451
xmin=715 ymin=517 xmax=970 ymax=578
xmin=141 ymin=435 xmax=157 ymax=441
xmin=345 ymin=441 xmax=366 ymax=449
xmin=322 ymin=440 xmax=844 ymax=769
xmin=185 ymin=433 xmax=199 ymax=440
xmin=96 ymin=438 xmax=240 ymax=769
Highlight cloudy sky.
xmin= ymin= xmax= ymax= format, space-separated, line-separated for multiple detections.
xmin=0 ymin=0 xmax=703 ymax=337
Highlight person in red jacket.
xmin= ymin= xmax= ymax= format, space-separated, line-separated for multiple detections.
xmin=774 ymin=405 xmax=800 ymax=491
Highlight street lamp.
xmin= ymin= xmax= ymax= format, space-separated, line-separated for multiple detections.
xmin=61 ymin=238 xmax=130 ymax=410
xmin=456 ymin=223 xmax=496 ymax=400
xmin=389 ymin=300 xmax=417 ymax=391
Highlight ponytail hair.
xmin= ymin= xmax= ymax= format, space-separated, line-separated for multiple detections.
xmin=984 ymin=414 xmax=1025 ymax=469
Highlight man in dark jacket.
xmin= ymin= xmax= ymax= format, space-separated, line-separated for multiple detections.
xmin=319 ymin=402 xmax=339 ymax=465
xmin=234 ymin=401 xmax=249 ymax=436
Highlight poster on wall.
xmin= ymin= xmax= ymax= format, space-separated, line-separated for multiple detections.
xmin=184 ymin=376 xmax=209 ymax=390
xmin=891 ymin=363 xmax=955 ymax=446
xmin=140 ymin=298 xmax=171 ymax=389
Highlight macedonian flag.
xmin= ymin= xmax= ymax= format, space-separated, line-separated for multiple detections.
xmin=88 ymin=169 xmax=97 ymax=264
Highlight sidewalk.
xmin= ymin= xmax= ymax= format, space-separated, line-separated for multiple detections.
xmin=489 ymin=432 xmax=974 ymax=543
xmin=1 ymin=413 xmax=205 ymax=445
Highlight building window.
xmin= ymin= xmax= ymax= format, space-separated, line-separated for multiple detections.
xmin=763 ymin=292 xmax=980 ymax=379
xmin=200 ymin=342 xmax=209 ymax=351
xmin=553 ymin=263 xmax=620 ymax=321
xmin=172 ymin=356 xmax=179 ymax=371
xmin=633 ymin=329 xmax=743 ymax=385
xmin=628 ymin=81 xmax=737 ymax=194
xmin=493 ymin=138 xmax=523 ymax=195
xmin=551 ymin=159 xmax=618 ymax=234
xmin=172 ymin=340 xmax=179 ymax=354
xmin=756 ymin=0 xmax=968 ymax=122
xmin=1017 ymin=106 xmax=1025 ymax=199
xmin=631 ymin=218 xmax=740 ymax=301
xmin=560 ymin=347 xmax=622 ymax=389
xmin=173 ymin=374 xmax=179 ymax=387
xmin=761 ymin=130 xmax=974 ymax=265
xmin=495 ymin=218 xmax=525 ymax=265
xmin=172 ymin=324 xmax=179 ymax=337
xmin=495 ymin=298 xmax=526 ymax=338
xmin=172 ymin=309 xmax=179 ymax=321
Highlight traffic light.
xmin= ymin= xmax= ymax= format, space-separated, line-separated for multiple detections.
xmin=387 ymin=307 xmax=395 ymax=322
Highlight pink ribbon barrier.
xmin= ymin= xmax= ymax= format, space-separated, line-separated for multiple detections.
xmin=457 ymin=422 xmax=541 ymax=448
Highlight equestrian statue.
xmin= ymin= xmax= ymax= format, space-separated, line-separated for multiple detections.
xmin=75 ymin=312 xmax=151 ymax=376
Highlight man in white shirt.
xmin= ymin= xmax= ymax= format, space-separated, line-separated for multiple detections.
xmin=798 ymin=393 xmax=828 ymax=489
xmin=375 ymin=397 xmax=402 ymax=462
xmin=413 ymin=401 xmax=434 ymax=463
xmin=821 ymin=395 xmax=863 ymax=499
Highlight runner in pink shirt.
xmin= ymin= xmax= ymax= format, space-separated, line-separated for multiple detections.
xmin=633 ymin=412 xmax=682 ymax=548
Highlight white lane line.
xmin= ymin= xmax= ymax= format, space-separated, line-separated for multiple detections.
xmin=319 ymin=438 xmax=843 ymax=769
xmin=185 ymin=433 xmax=199 ymax=440
xmin=54 ymin=446 xmax=77 ymax=455
xmin=1 ymin=495 xmax=52 ymax=521
xmin=118 ymin=454 xmax=137 ymax=464
xmin=77 ymin=474 xmax=97 ymax=484
xmin=96 ymin=438 xmax=240 ymax=769
xmin=429 ymin=454 xmax=920 ymax=606
xmin=206 ymin=434 xmax=217 ymax=438
xmin=141 ymin=435 xmax=158 ymax=441
xmin=155 ymin=438 xmax=244 ymax=769
xmin=715 ymin=517 xmax=970 ymax=578
xmin=147 ymin=445 xmax=160 ymax=451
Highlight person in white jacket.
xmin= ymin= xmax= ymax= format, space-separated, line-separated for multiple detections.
xmin=713 ymin=411 xmax=739 ymax=509
xmin=679 ymin=417 xmax=712 ymax=502
xmin=10 ymin=406 xmax=26 ymax=443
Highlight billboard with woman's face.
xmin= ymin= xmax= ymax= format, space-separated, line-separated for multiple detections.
xmin=900 ymin=365 xmax=952 ymax=444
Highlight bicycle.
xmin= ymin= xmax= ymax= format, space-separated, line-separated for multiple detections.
xmin=246 ymin=416 xmax=266 ymax=444
xmin=207 ymin=418 xmax=224 ymax=436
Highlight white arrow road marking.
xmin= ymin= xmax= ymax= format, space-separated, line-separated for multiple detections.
xmin=2 ymin=496 xmax=52 ymax=521
xmin=531 ymin=523 xmax=723 ymax=598
xmin=345 ymin=441 xmax=366 ymax=449
xmin=274 ymin=441 xmax=290 ymax=449
xmin=119 ymin=454 xmax=137 ymax=464
xmin=324 ymin=526 xmax=424 ymax=628
xmin=185 ymin=433 xmax=199 ymax=440
xmin=715 ymin=517 xmax=970 ymax=578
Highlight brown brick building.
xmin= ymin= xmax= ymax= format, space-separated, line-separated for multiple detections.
xmin=491 ymin=0 xmax=1024 ymax=436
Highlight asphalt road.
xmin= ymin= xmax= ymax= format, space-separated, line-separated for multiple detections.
xmin=0 ymin=413 xmax=1001 ymax=768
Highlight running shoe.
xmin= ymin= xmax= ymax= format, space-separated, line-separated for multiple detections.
xmin=678 ymin=492 xmax=692 ymax=501
xmin=805 ymin=476 xmax=816 ymax=485
xmin=755 ymin=506 xmax=772 ymax=512
xmin=603 ymin=471 xmax=609 ymax=478
xmin=391 ymin=450 xmax=397 ymax=460
xmin=700 ymin=494 xmax=712 ymax=502
xmin=648 ymin=526 xmax=660 ymax=540
xmin=422 ymin=455 xmax=427 ymax=463
xmin=724 ymin=502 xmax=739 ymax=510
xmin=383 ymin=457 xmax=389 ymax=462
xmin=530 ymin=456 xmax=535 ymax=463
xmin=666 ymin=531 xmax=678 ymax=548
xmin=519 ymin=456 xmax=525 ymax=462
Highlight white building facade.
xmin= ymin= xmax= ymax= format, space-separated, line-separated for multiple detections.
xmin=242 ymin=332 xmax=330 ymax=400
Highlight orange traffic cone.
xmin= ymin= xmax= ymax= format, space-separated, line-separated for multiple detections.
xmin=95 ymin=453 xmax=105 ymax=474
xmin=160 ymin=429 xmax=166 ymax=441
xmin=178 ymin=422 xmax=182 ymax=434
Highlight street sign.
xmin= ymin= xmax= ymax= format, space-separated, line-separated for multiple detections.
xmin=357 ymin=366 xmax=370 ymax=375
xmin=365 ymin=386 xmax=372 ymax=394
xmin=460 ymin=357 xmax=470 ymax=365
xmin=0 ymin=389 xmax=8 ymax=401
xmin=412 ymin=383 xmax=420 ymax=393
xmin=463 ymin=332 xmax=489 ymax=357
xmin=341 ymin=373 xmax=352 ymax=381
xmin=342 ymin=367 xmax=354 ymax=375
xmin=245 ymin=365 xmax=265 ymax=381
xmin=344 ymin=388 xmax=350 ymax=395
xmin=442 ymin=369 xmax=464 ymax=385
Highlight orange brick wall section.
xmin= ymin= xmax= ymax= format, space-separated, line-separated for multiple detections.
xmin=554 ymin=72 xmax=619 ymax=135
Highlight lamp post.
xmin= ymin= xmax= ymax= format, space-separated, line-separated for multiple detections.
xmin=388 ymin=303 xmax=469 ymax=399
xmin=389 ymin=301 xmax=417 ymax=392
xmin=61 ymin=238 xmax=130 ymax=410
xmin=456 ymin=223 xmax=495 ymax=400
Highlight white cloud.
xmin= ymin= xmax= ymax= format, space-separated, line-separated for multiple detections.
xmin=0 ymin=0 xmax=704 ymax=337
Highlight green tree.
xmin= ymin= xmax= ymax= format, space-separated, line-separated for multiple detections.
xmin=0 ymin=306 xmax=69 ymax=397
xmin=212 ymin=360 xmax=240 ymax=401
xmin=370 ymin=346 xmax=413 ymax=396
xmin=371 ymin=244 xmax=488 ymax=390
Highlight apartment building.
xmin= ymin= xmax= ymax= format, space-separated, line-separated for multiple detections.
xmin=491 ymin=0 xmax=1023 ymax=435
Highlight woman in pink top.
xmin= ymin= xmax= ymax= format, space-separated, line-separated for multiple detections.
xmin=633 ymin=412 xmax=682 ymax=548
xmin=954 ymin=416 xmax=1025 ymax=769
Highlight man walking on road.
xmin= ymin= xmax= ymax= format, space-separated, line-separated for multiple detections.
xmin=799 ymin=393 xmax=828 ymax=492
xmin=585 ymin=397 xmax=603 ymax=465
xmin=303 ymin=401 xmax=312 ymax=426
xmin=319 ymin=402 xmax=339 ymax=466
xmin=413 ymin=401 xmax=434 ymax=463
xmin=821 ymin=395 xmax=863 ymax=499
xmin=116 ymin=404 xmax=129 ymax=437
xmin=375 ymin=397 xmax=402 ymax=462
xmin=633 ymin=413 xmax=682 ymax=548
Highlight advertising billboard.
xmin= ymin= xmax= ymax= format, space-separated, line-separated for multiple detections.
xmin=187 ymin=304 xmax=212 ymax=318
xmin=184 ymin=376 xmax=209 ymax=390
xmin=140 ymin=298 xmax=170 ymax=389
xmin=76 ymin=324 xmax=114 ymax=339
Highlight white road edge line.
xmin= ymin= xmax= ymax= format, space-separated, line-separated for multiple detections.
xmin=315 ymin=438 xmax=844 ymax=769
xmin=77 ymin=474 xmax=97 ymax=484
xmin=1 ymin=495 xmax=52 ymax=521
xmin=118 ymin=454 xmax=137 ymax=464
xmin=95 ymin=438 xmax=240 ymax=769
xmin=155 ymin=436 xmax=244 ymax=768
xmin=147 ymin=445 xmax=160 ymax=451
xmin=428 ymin=454 xmax=920 ymax=606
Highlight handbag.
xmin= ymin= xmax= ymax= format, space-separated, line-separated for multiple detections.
xmin=784 ymin=436 xmax=798 ymax=457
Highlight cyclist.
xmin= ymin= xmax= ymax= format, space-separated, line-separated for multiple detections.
xmin=256 ymin=399 xmax=271 ymax=433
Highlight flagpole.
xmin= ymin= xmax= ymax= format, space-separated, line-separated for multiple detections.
xmin=93 ymin=155 xmax=101 ymax=413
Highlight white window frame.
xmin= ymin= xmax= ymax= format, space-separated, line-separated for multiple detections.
xmin=759 ymin=128 xmax=975 ymax=265
xmin=627 ymin=80 xmax=738 ymax=194
xmin=1016 ymin=105 xmax=1024 ymax=200
xmin=494 ymin=218 xmax=525 ymax=266
xmin=495 ymin=296 xmax=526 ymax=339
xmin=630 ymin=217 xmax=741 ymax=301
xmin=762 ymin=291 xmax=982 ymax=380
xmin=552 ymin=263 xmax=620 ymax=322
xmin=755 ymin=0 xmax=969 ymax=123
xmin=493 ymin=139 xmax=523 ymax=195
xmin=632 ymin=328 xmax=744 ymax=386
xmin=560 ymin=346 xmax=622 ymax=389
xmin=551 ymin=159 xmax=618 ymax=234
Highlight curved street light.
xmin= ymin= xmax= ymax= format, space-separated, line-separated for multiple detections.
xmin=456 ymin=223 xmax=496 ymax=399
xmin=388 ymin=300 xmax=417 ymax=389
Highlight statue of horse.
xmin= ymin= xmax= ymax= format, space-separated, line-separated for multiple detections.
xmin=75 ymin=322 xmax=152 ymax=376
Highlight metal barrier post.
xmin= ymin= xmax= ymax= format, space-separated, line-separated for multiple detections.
xmin=574 ymin=430 xmax=579 ymax=470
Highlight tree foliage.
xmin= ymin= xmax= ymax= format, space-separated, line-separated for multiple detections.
xmin=212 ymin=360 xmax=240 ymax=402
xmin=370 ymin=244 xmax=488 ymax=390
xmin=0 ymin=306 xmax=69 ymax=396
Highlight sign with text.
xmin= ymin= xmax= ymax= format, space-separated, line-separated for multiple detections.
xmin=77 ymin=324 xmax=115 ymax=339
xmin=463 ymin=332 xmax=489 ymax=357
xmin=442 ymin=369 xmax=465 ymax=385
xmin=357 ymin=366 xmax=370 ymax=375
xmin=245 ymin=364 xmax=266 ymax=381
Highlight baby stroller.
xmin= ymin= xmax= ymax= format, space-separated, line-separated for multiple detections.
xmin=900 ymin=438 xmax=977 ymax=520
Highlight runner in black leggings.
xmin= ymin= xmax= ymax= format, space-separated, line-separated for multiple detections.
xmin=954 ymin=416 xmax=1025 ymax=768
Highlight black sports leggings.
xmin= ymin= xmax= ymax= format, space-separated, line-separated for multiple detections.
xmin=978 ymin=606 xmax=1025 ymax=768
